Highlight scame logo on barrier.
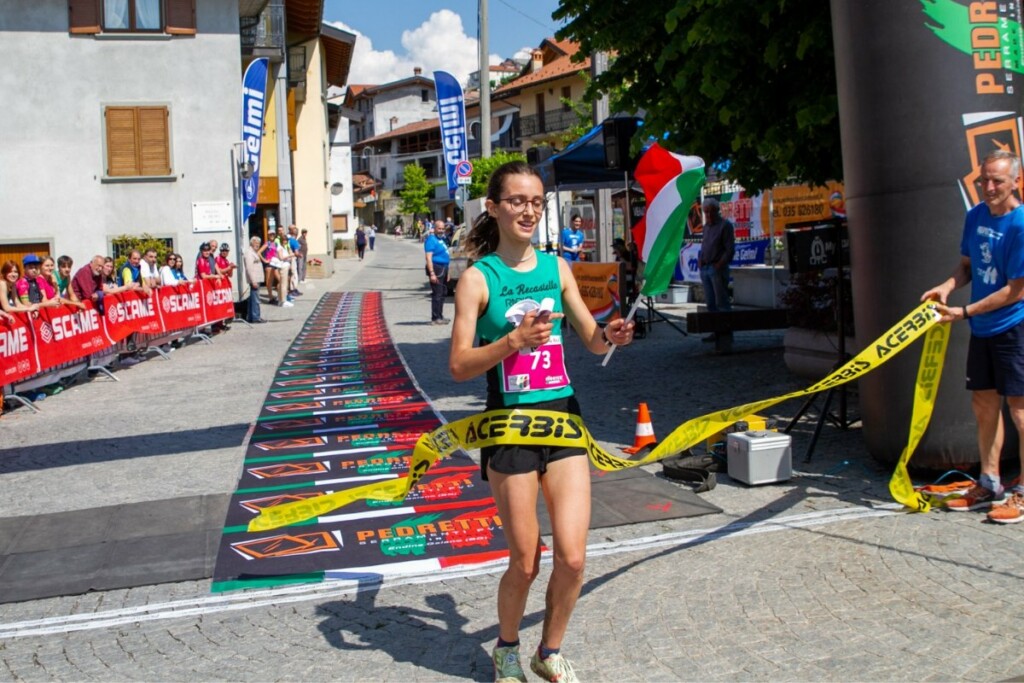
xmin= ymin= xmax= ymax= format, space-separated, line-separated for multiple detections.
xmin=0 ymin=326 xmax=30 ymax=358
xmin=206 ymin=287 xmax=232 ymax=307
xmin=105 ymin=297 xmax=155 ymax=325
xmin=162 ymin=292 xmax=201 ymax=313
xmin=37 ymin=310 xmax=102 ymax=344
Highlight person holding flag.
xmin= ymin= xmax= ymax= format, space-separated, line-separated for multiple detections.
xmin=449 ymin=161 xmax=633 ymax=683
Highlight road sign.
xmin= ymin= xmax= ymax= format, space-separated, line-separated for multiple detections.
xmin=455 ymin=160 xmax=473 ymax=184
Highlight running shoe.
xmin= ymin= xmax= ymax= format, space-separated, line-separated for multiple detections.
xmin=492 ymin=645 xmax=527 ymax=683
xmin=530 ymin=649 xmax=578 ymax=683
xmin=917 ymin=480 xmax=974 ymax=498
xmin=945 ymin=483 xmax=1005 ymax=511
xmin=987 ymin=491 xmax=1024 ymax=524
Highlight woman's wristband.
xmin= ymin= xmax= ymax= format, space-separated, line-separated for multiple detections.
xmin=602 ymin=327 xmax=614 ymax=348
xmin=963 ymin=305 xmax=971 ymax=319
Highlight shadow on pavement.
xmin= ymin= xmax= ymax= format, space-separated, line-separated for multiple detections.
xmin=316 ymin=578 xmax=545 ymax=682
xmin=0 ymin=423 xmax=251 ymax=473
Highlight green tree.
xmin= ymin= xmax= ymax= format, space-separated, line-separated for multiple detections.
xmin=554 ymin=0 xmax=841 ymax=192
xmin=468 ymin=150 xmax=527 ymax=199
xmin=111 ymin=233 xmax=172 ymax=274
xmin=399 ymin=163 xmax=432 ymax=216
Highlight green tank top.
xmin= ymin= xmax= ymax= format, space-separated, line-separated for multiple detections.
xmin=474 ymin=251 xmax=573 ymax=407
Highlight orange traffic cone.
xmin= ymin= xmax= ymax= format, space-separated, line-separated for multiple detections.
xmin=623 ymin=402 xmax=656 ymax=454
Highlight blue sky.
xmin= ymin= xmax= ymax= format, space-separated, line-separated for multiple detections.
xmin=323 ymin=0 xmax=565 ymax=86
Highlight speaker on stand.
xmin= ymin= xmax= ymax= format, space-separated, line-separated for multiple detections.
xmin=601 ymin=117 xmax=641 ymax=171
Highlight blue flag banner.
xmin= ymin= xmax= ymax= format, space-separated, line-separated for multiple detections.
xmin=434 ymin=70 xmax=468 ymax=200
xmin=240 ymin=58 xmax=269 ymax=225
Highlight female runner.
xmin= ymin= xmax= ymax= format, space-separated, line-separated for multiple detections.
xmin=449 ymin=161 xmax=634 ymax=682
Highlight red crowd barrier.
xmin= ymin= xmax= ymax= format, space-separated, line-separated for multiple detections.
xmin=1 ymin=279 xmax=235 ymax=386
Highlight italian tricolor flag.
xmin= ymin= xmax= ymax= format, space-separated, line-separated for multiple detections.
xmin=632 ymin=144 xmax=705 ymax=297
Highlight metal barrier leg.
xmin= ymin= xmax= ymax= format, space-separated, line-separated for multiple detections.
xmin=7 ymin=393 xmax=42 ymax=413
xmin=190 ymin=326 xmax=214 ymax=345
xmin=87 ymin=363 xmax=119 ymax=381
xmin=147 ymin=345 xmax=172 ymax=361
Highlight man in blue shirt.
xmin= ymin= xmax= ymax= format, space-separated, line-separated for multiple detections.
xmin=424 ymin=219 xmax=451 ymax=324
xmin=922 ymin=150 xmax=1024 ymax=521
xmin=560 ymin=213 xmax=585 ymax=262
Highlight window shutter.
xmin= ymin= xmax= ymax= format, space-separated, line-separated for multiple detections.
xmin=138 ymin=107 xmax=172 ymax=176
xmin=164 ymin=0 xmax=197 ymax=35
xmin=105 ymin=106 xmax=172 ymax=177
xmin=68 ymin=0 xmax=101 ymax=34
xmin=106 ymin=107 xmax=140 ymax=176
xmin=287 ymin=89 xmax=298 ymax=152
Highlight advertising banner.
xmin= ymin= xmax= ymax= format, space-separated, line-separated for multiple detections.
xmin=571 ymin=261 xmax=624 ymax=322
xmin=433 ymin=70 xmax=468 ymax=200
xmin=156 ymin=281 xmax=206 ymax=330
xmin=201 ymin=278 xmax=235 ymax=324
xmin=0 ymin=314 xmax=39 ymax=385
xmin=103 ymin=289 xmax=161 ymax=342
xmin=830 ymin=0 xmax=1023 ymax=466
xmin=30 ymin=305 xmax=109 ymax=372
xmin=1 ymin=284 xmax=238 ymax=390
xmin=709 ymin=181 xmax=846 ymax=240
xmin=240 ymin=58 xmax=269 ymax=225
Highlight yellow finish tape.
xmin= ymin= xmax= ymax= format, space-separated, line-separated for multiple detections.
xmin=887 ymin=321 xmax=950 ymax=512
xmin=249 ymin=301 xmax=945 ymax=532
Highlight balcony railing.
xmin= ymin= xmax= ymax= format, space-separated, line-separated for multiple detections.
xmin=240 ymin=1 xmax=284 ymax=59
xmin=518 ymin=110 xmax=580 ymax=138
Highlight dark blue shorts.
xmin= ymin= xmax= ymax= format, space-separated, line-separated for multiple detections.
xmin=480 ymin=395 xmax=586 ymax=481
xmin=966 ymin=320 xmax=1024 ymax=396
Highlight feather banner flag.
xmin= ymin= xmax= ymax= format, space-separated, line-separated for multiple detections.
xmin=631 ymin=144 xmax=705 ymax=297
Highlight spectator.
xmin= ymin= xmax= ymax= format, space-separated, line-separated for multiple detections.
xmin=424 ymin=220 xmax=450 ymax=324
xmin=102 ymin=257 xmax=131 ymax=294
xmin=172 ymin=254 xmax=188 ymax=281
xmin=194 ymin=242 xmax=222 ymax=281
xmin=611 ymin=238 xmax=640 ymax=304
xmin=297 ymin=229 xmax=309 ymax=283
xmin=561 ymin=213 xmax=585 ymax=262
xmin=55 ymin=256 xmax=75 ymax=297
xmin=1 ymin=260 xmax=40 ymax=315
xmin=242 ymin=236 xmax=266 ymax=323
xmin=139 ymin=248 xmax=160 ymax=288
xmin=42 ymin=255 xmax=84 ymax=310
xmin=259 ymin=236 xmax=281 ymax=304
xmin=118 ymin=250 xmax=147 ymax=294
xmin=273 ymin=227 xmax=295 ymax=306
xmin=284 ymin=226 xmax=301 ymax=297
xmin=160 ymin=253 xmax=180 ymax=285
xmin=216 ymin=243 xmax=237 ymax=279
xmin=16 ymin=254 xmax=60 ymax=309
xmin=71 ymin=255 xmax=106 ymax=308
xmin=368 ymin=224 xmax=376 ymax=251
xmin=355 ymin=226 xmax=367 ymax=260
xmin=699 ymin=197 xmax=735 ymax=347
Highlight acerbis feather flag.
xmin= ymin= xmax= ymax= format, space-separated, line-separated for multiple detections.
xmin=632 ymin=144 xmax=705 ymax=297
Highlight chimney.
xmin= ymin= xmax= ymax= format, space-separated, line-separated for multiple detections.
xmin=531 ymin=50 xmax=543 ymax=73
xmin=413 ymin=66 xmax=422 ymax=76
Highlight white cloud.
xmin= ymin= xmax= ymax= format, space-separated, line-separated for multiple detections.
xmin=328 ymin=11 xmax=500 ymax=87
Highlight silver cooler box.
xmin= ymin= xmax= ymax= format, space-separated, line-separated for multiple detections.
xmin=726 ymin=431 xmax=792 ymax=485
